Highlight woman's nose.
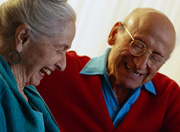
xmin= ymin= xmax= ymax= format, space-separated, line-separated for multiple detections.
xmin=56 ymin=53 xmax=66 ymax=71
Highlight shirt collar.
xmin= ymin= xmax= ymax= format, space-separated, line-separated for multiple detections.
xmin=80 ymin=48 xmax=156 ymax=96
xmin=144 ymin=81 xmax=156 ymax=96
xmin=80 ymin=48 xmax=110 ymax=75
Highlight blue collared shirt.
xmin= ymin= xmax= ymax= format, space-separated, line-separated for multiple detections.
xmin=80 ymin=48 xmax=156 ymax=128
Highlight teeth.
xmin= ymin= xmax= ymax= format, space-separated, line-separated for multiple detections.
xmin=40 ymin=70 xmax=45 ymax=76
xmin=46 ymin=69 xmax=51 ymax=75
xmin=43 ymin=68 xmax=51 ymax=75
xmin=126 ymin=64 xmax=140 ymax=76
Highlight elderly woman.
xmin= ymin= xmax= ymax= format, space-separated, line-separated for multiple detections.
xmin=0 ymin=0 xmax=76 ymax=131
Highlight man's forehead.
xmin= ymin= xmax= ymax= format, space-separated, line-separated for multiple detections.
xmin=124 ymin=10 xmax=174 ymax=37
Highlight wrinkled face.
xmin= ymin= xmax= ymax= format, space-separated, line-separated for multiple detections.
xmin=21 ymin=21 xmax=75 ymax=86
xmin=108 ymin=20 xmax=175 ymax=89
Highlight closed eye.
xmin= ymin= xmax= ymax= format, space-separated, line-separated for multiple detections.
xmin=150 ymin=54 xmax=164 ymax=63
xmin=57 ymin=50 xmax=63 ymax=54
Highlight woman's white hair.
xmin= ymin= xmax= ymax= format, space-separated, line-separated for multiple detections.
xmin=0 ymin=0 xmax=76 ymax=52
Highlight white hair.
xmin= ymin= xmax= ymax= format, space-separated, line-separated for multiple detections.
xmin=0 ymin=0 xmax=76 ymax=52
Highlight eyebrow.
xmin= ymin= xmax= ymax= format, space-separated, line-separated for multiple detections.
xmin=55 ymin=44 xmax=70 ymax=50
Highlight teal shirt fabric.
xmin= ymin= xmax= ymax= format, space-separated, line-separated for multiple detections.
xmin=0 ymin=55 xmax=59 ymax=132
xmin=80 ymin=48 xmax=156 ymax=128
xmin=32 ymin=110 xmax=45 ymax=132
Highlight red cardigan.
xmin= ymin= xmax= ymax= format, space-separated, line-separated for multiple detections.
xmin=37 ymin=51 xmax=180 ymax=132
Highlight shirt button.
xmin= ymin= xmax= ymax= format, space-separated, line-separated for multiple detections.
xmin=112 ymin=106 xmax=117 ymax=111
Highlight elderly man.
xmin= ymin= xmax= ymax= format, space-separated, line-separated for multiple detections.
xmin=37 ymin=8 xmax=180 ymax=132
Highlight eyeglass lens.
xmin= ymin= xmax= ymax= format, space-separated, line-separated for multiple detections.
xmin=129 ymin=40 xmax=164 ymax=69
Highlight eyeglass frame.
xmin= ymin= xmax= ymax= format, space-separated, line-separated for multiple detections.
xmin=122 ymin=24 xmax=165 ymax=69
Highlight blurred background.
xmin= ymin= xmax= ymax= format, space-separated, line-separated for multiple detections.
xmin=1 ymin=0 xmax=180 ymax=85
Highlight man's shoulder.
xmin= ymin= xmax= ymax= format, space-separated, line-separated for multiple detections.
xmin=152 ymin=72 xmax=180 ymax=94
xmin=67 ymin=51 xmax=90 ymax=60
xmin=153 ymin=72 xmax=179 ymax=86
xmin=66 ymin=50 xmax=91 ymax=68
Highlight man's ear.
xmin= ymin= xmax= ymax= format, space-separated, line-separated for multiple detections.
xmin=15 ymin=24 xmax=29 ymax=51
xmin=108 ymin=22 xmax=123 ymax=46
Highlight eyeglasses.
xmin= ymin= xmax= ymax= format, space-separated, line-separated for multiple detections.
xmin=123 ymin=24 xmax=165 ymax=69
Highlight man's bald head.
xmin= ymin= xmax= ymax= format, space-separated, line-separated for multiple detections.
xmin=122 ymin=8 xmax=176 ymax=58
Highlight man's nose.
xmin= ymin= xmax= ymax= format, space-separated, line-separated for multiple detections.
xmin=133 ymin=53 xmax=150 ymax=70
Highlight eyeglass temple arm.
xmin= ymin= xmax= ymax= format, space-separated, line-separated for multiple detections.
xmin=123 ymin=24 xmax=135 ymax=41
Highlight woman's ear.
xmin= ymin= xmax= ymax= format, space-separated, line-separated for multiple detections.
xmin=108 ymin=22 xmax=123 ymax=46
xmin=15 ymin=24 xmax=29 ymax=51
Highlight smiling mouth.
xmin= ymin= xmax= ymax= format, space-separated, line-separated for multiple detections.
xmin=125 ymin=63 xmax=142 ymax=76
xmin=40 ymin=67 xmax=52 ymax=76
